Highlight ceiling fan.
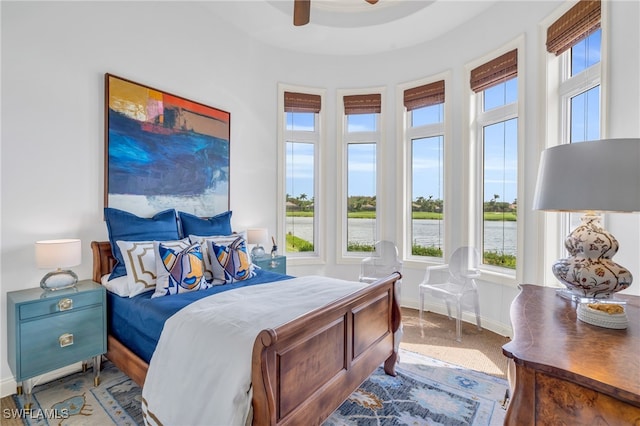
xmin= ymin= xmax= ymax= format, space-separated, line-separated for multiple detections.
xmin=293 ymin=0 xmax=379 ymax=26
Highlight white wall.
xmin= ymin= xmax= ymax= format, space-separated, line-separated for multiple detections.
xmin=2 ymin=1 xmax=639 ymax=396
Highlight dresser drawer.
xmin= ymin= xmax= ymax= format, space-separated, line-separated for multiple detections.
xmin=19 ymin=291 xmax=102 ymax=320
xmin=18 ymin=306 xmax=105 ymax=380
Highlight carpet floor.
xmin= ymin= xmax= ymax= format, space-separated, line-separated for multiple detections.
xmin=2 ymin=308 xmax=511 ymax=425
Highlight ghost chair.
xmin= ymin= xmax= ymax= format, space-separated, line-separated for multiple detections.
xmin=418 ymin=246 xmax=482 ymax=342
xmin=359 ymin=240 xmax=402 ymax=283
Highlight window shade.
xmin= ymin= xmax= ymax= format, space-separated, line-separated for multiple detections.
xmin=547 ymin=0 xmax=601 ymax=56
xmin=343 ymin=94 xmax=381 ymax=114
xmin=470 ymin=49 xmax=518 ymax=93
xmin=404 ymin=80 xmax=445 ymax=111
xmin=284 ymin=91 xmax=321 ymax=113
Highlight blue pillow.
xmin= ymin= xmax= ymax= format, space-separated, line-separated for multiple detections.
xmin=178 ymin=210 xmax=232 ymax=237
xmin=104 ymin=208 xmax=180 ymax=280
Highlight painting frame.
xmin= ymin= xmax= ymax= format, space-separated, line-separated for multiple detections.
xmin=104 ymin=73 xmax=230 ymax=217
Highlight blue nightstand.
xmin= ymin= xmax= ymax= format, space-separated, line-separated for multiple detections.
xmin=7 ymin=280 xmax=106 ymax=408
xmin=253 ymin=255 xmax=287 ymax=275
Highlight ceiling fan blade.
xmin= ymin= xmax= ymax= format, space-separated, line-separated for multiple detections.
xmin=364 ymin=0 xmax=378 ymax=4
xmin=294 ymin=0 xmax=310 ymax=26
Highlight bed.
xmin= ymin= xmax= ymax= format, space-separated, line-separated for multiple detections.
xmin=91 ymin=240 xmax=402 ymax=425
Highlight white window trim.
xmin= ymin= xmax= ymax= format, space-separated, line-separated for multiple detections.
xmin=396 ymin=72 xmax=453 ymax=269
xmin=277 ymin=83 xmax=326 ymax=266
xmin=466 ymin=37 xmax=525 ymax=286
xmin=336 ymin=87 xmax=386 ymax=264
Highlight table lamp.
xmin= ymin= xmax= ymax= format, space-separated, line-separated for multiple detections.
xmin=35 ymin=239 xmax=82 ymax=291
xmin=247 ymin=228 xmax=268 ymax=259
xmin=533 ymin=138 xmax=640 ymax=300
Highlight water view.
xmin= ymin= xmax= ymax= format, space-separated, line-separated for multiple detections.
xmin=286 ymin=217 xmax=517 ymax=255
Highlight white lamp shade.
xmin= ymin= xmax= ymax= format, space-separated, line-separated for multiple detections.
xmin=35 ymin=239 xmax=82 ymax=269
xmin=247 ymin=228 xmax=269 ymax=245
xmin=533 ymin=139 xmax=640 ymax=212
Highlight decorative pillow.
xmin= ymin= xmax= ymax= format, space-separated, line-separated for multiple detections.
xmin=206 ymin=236 xmax=255 ymax=283
xmin=104 ymin=208 xmax=180 ymax=280
xmin=189 ymin=232 xmax=249 ymax=284
xmin=178 ymin=211 xmax=232 ymax=238
xmin=100 ymin=274 xmax=130 ymax=297
xmin=116 ymin=239 xmax=191 ymax=297
xmin=152 ymin=242 xmax=209 ymax=298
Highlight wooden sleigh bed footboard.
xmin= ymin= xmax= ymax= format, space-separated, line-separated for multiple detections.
xmin=91 ymin=240 xmax=402 ymax=425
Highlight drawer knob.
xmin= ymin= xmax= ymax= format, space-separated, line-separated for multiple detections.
xmin=59 ymin=333 xmax=74 ymax=347
xmin=58 ymin=298 xmax=73 ymax=311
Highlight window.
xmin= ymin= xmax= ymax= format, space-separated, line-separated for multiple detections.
xmin=568 ymin=30 xmax=601 ymax=143
xmin=281 ymin=89 xmax=323 ymax=258
xmin=548 ymin=0 xmax=602 ymax=234
xmin=341 ymin=93 xmax=382 ymax=254
xmin=404 ymin=80 xmax=445 ymax=258
xmin=471 ymin=49 xmax=519 ymax=270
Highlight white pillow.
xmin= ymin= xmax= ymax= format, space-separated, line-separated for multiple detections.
xmin=101 ymin=273 xmax=130 ymax=297
xmin=151 ymin=241 xmax=209 ymax=298
xmin=116 ymin=238 xmax=191 ymax=297
xmin=189 ymin=232 xmax=248 ymax=285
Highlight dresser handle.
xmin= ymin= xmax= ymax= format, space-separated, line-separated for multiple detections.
xmin=58 ymin=298 xmax=73 ymax=311
xmin=59 ymin=333 xmax=74 ymax=347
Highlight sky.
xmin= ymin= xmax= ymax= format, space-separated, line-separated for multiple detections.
xmin=286 ymin=30 xmax=601 ymax=204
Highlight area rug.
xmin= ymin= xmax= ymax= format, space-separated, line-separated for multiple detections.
xmin=10 ymin=350 xmax=508 ymax=425
xmin=324 ymin=350 xmax=508 ymax=425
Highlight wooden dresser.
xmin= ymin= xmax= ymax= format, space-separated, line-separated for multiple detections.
xmin=502 ymin=284 xmax=640 ymax=425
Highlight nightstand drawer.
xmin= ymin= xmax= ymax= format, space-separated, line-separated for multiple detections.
xmin=18 ymin=306 xmax=105 ymax=380
xmin=20 ymin=291 xmax=103 ymax=320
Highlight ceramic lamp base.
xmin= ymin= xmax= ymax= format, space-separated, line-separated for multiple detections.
xmin=552 ymin=213 xmax=632 ymax=299
xmin=40 ymin=269 xmax=78 ymax=291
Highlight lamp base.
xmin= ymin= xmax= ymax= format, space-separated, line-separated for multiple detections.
xmin=40 ymin=269 xmax=78 ymax=291
xmin=251 ymin=245 xmax=265 ymax=260
xmin=552 ymin=213 xmax=632 ymax=299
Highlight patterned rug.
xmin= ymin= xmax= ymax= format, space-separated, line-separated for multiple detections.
xmin=11 ymin=350 xmax=508 ymax=425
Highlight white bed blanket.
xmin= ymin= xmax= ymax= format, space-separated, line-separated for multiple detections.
xmin=141 ymin=276 xmax=367 ymax=426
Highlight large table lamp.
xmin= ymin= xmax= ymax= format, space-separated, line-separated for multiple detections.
xmin=533 ymin=138 xmax=640 ymax=300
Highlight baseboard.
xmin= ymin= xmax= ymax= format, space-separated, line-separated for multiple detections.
xmin=1 ymin=362 xmax=85 ymax=399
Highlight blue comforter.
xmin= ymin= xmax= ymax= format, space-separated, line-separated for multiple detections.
xmin=107 ymin=269 xmax=292 ymax=363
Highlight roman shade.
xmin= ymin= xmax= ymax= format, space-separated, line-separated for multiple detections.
xmin=470 ymin=49 xmax=518 ymax=93
xmin=284 ymin=91 xmax=321 ymax=113
xmin=343 ymin=94 xmax=381 ymax=115
xmin=546 ymin=0 xmax=601 ymax=56
xmin=404 ymin=80 xmax=445 ymax=111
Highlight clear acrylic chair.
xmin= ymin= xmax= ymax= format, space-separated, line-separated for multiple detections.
xmin=359 ymin=240 xmax=402 ymax=283
xmin=418 ymin=246 xmax=482 ymax=342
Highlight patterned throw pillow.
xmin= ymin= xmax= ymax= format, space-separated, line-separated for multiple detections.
xmin=206 ymin=236 xmax=255 ymax=283
xmin=152 ymin=242 xmax=209 ymax=298
xmin=189 ymin=232 xmax=250 ymax=284
xmin=116 ymin=239 xmax=191 ymax=297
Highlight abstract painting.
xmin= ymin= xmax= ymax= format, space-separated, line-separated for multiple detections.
xmin=105 ymin=74 xmax=230 ymax=217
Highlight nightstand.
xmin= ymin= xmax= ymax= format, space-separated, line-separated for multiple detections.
xmin=253 ymin=255 xmax=287 ymax=275
xmin=7 ymin=280 xmax=106 ymax=408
